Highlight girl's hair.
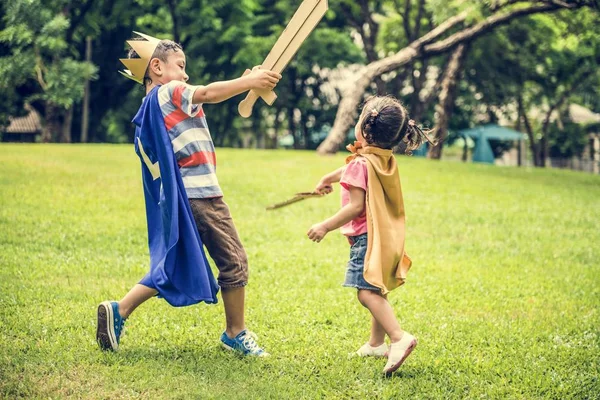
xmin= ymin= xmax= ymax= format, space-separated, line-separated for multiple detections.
xmin=128 ymin=39 xmax=183 ymax=87
xmin=358 ymin=95 xmax=436 ymax=154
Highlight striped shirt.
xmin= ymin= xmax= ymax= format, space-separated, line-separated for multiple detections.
xmin=158 ymin=81 xmax=222 ymax=198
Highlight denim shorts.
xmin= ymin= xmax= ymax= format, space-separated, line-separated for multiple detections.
xmin=343 ymin=233 xmax=380 ymax=292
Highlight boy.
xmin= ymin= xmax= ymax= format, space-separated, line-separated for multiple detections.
xmin=96 ymin=32 xmax=281 ymax=356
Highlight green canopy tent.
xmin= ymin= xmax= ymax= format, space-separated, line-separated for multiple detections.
xmin=411 ymin=124 xmax=525 ymax=162
xmin=457 ymin=124 xmax=526 ymax=164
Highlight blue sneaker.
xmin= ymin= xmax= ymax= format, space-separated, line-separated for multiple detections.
xmin=96 ymin=301 xmax=126 ymax=351
xmin=220 ymin=330 xmax=269 ymax=357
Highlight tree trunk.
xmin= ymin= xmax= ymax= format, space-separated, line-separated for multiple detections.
xmin=166 ymin=0 xmax=181 ymax=43
xmin=427 ymin=44 xmax=468 ymax=159
xmin=302 ymin=115 xmax=311 ymax=150
xmin=409 ymin=58 xmax=429 ymax=121
xmin=269 ymin=108 xmax=282 ymax=149
xmin=60 ymin=107 xmax=73 ymax=143
xmin=518 ymin=96 xmax=542 ymax=167
xmin=288 ymin=106 xmax=298 ymax=149
xmin=462 ymin=137 xmax=468 ymax=162
xmin=42 ymin=103 xmax=61 ymax=143
xmin=80 ymin=36 xmax=92 ymax=143
xmin=317 ymin=2 xmax=585 ymax=154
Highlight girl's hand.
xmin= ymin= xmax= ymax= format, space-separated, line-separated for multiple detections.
xmin=315 ymin=180 xmax=333 ymax=195
xmin=307 ymin=223 xmax=329 ymax=243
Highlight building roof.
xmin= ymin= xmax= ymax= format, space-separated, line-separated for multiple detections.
xmin=4 ymin=105 xmax=42 ymax=134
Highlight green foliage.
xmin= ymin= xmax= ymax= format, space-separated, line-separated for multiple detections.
xmin=0 ymin=0 xmax=599 ymax=148
xmin=458 ymin=9 xmax=600 ymax=158
xmin=1 ymin=145 xmax=599 ymax=398
xmin=548 ymin=120 xmax=589 ymax=158
xmin=0 ymin=0 xmax=97 ymax=110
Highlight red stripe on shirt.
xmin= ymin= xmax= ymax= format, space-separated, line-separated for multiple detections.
xmin=177 ymin=151 xmax=216 ymax=168
xmin=172 ymin=85 xmax=184 ymax=109
xmin=164 ymin=108 xmax=189 ymax=131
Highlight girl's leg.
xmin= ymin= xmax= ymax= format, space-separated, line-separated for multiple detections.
xmin=357 ymin=290 xmax=403 ymax=343
xmin=357 ymin=289 xmax=417 ymax=374
xmin=369 ymin=316 xmax=387 ymax=347
xmin=118 ymin=284 xmax=158 ymax=318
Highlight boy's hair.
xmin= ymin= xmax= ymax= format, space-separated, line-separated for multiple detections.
xmin=127 ymin=38 xmax=183 ymax=87
xmin=358 ymin=95 xmax=436 ymax=154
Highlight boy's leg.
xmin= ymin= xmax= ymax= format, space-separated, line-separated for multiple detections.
xmin=221 ymin=286 xmax=245 ymax=338
xmin=189 ymin=198 xmax=266 ymax=356
xmin=97 ymin=283 xmax=157 ymax=351
xmin=118 ymin=284 xmax=158 ymax=318
xmin=189 ymin=198 xmax=249 ymax=336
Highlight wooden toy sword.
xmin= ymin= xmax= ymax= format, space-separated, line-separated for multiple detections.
xmin=238 ymin=0 xmax=328 ymax=118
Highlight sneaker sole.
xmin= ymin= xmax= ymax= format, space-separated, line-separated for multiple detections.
xmin=383 ymin=339 xmax=417 ymax=377
xmin=220 ymin=341 xmax=269 ymax=357
xmin=220 ymin=341 xmax=236 ymax=352
xmin=96 ymin=301 xmax=118 ymax=351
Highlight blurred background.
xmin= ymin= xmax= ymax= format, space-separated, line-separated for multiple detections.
xmin=1 ymin=0 xmax=599 ymax=173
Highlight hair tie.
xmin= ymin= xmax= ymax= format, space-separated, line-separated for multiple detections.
xmin=370 ymin=109 xmax=378 ymax=117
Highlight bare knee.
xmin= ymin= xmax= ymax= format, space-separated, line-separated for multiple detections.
xmin=357 ymin=289 xmax=378 ymax=307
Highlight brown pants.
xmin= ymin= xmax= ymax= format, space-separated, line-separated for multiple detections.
xmin=189 ymin=197 xmax=248 ymax=288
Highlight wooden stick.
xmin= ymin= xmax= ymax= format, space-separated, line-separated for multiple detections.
xmin=239 ymin=0 xmax=328 ymax=118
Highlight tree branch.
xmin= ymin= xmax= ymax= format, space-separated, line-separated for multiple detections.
xmin=166 ymin=0 xmax=181 ymax=43
xmin=423 ymin=3 xmax=562 ymax=56
xmin=403 ymin=0 xmax=412 ymax=41
xmin=317 ymin=1 xmax=592 ymax=154
xmin=427 ymin=43 xmax=468 ymax=159
xmin=65 ymin=0 xmax=93 ymax=44
xmin=414 ymin=0 xmax=426 ymax=39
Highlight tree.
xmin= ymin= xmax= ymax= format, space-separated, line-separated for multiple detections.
xmin=463 ymin=10 xmax=600 ymax=166
xmin=316 ymin=0 xmax=598 ymax=155
xmin=0 ymin=0 xmax=97 ymax=143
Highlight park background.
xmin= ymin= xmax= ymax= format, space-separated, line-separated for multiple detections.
xmin=1 ymin=0 xmax=599 ymax=398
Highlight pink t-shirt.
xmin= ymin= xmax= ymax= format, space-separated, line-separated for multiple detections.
xmin=339 ymin=158 xmax=368 ymax=237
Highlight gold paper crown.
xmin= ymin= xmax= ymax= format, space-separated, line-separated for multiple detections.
xmin=119 ymin=31 xmax=162 ymax=84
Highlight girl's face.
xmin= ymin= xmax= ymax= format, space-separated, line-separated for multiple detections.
xmin=354 ymin=115 xmax=367 ymax=145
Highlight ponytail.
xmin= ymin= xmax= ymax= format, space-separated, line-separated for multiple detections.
xmin=402 ymin=120 xmax=437 ymax=155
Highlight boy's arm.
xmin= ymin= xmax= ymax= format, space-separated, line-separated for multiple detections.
xmin=192 ymin=67 xmax=281 ymax=104
xmin=315 ymin=166 xmax=345 ymax=194
xmin=307 ymin=186 xmax=365 ymax=243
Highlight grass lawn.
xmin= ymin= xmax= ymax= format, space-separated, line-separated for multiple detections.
xmin=0 ymin=144 xmax=598 ymax=399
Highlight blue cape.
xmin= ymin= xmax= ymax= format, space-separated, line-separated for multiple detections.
xmin=132 ymin=86 xmax=219 ymax=307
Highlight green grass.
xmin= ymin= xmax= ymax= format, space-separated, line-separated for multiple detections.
xmin=0 ymin=144 xmax=598 ymax=399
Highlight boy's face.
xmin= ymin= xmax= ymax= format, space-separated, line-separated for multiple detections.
xmin=149 ymin=50 xmax=189 ymax=85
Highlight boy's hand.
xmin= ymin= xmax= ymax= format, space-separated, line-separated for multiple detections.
xmin=246 ymin=66 xmax=282 ymax=91
xmin=307 ymin=222 xmax=329 ymax=243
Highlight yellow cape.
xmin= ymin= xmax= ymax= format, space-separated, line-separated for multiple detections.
xmin=346 ymin=142 xmax=412 ymax=294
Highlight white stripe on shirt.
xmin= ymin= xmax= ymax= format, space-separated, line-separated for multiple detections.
xmin=171 ymin=128 xmax=211 ymax=153
xmin=182 ymin=173 xmax=220 ymax=189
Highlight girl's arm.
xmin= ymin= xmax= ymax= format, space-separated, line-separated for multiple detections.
xmin=307 ymin=186 xmax=365 ymax=243
xmin=315 ymin=166 xmax=345 ymax=194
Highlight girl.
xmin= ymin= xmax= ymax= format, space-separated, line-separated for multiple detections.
xmin=307 ymin=95 xmax=433 ymax=376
